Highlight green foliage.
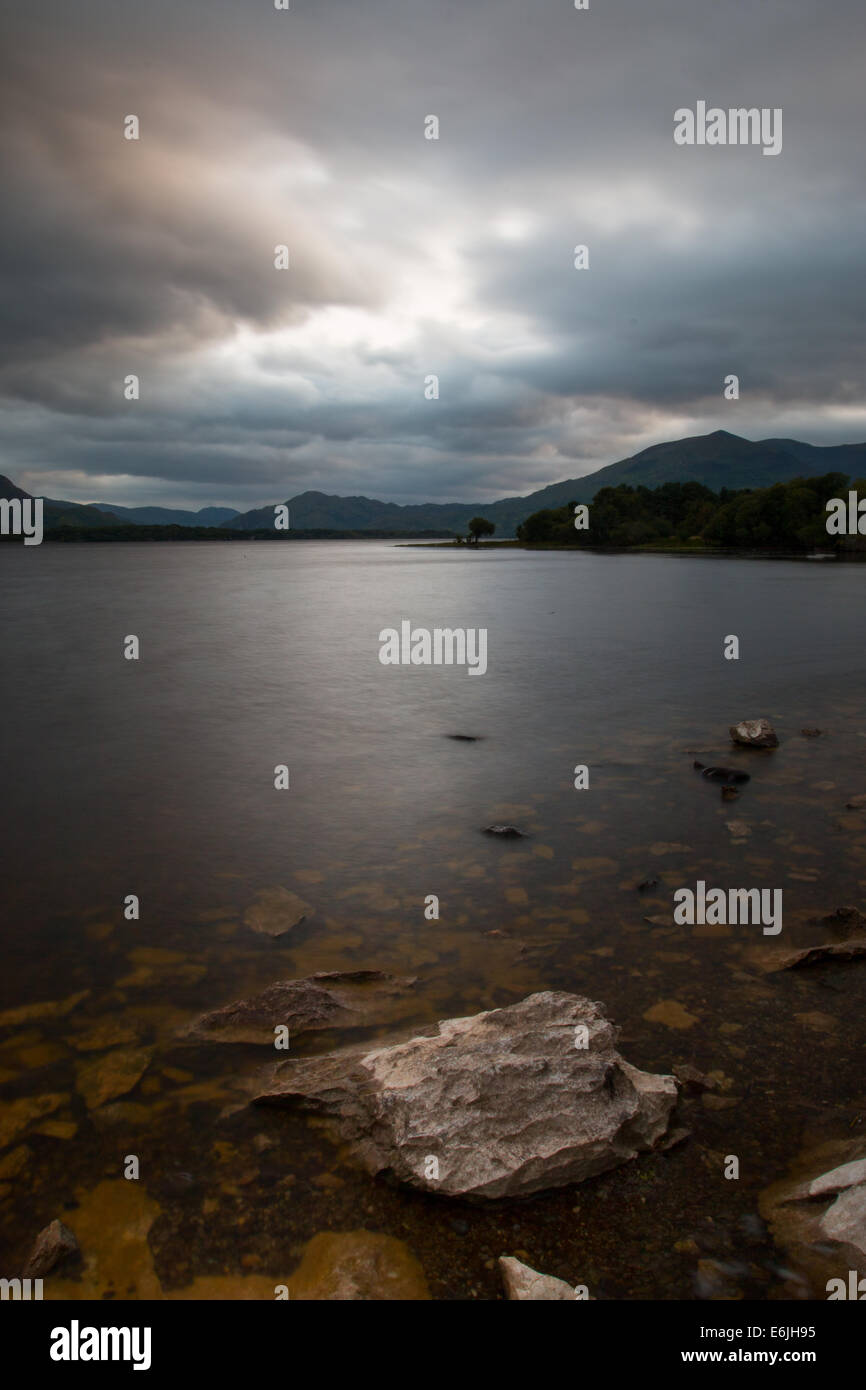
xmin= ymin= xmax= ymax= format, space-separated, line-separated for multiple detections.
xmin=515 ymin=474 xmax=864 ymax=552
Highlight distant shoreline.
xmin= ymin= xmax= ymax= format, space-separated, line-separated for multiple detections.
xmin=402 ymin=539 xmax=850 ymax=561
xmin=0 ymin=530 xmax=855 ymax=561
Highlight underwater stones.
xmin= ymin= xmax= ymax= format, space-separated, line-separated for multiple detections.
xmin=243 ymin=886 xmax=310 ymax=938
xmin=0 ymin=990 xmax=89 ymax=1030
xmin=253 ymin=991 xmax=678 ymax=1199
xmin=70 ymin=1020 xmax=143 ymax=1053
xmin=0 ymin=1094 xmax=66 ymax=1149
xmin=815 ymin=906 xmax=866 ymax=936
xmin=186 ymin=970 xmax=417 ymax=1046
xmin=287 ymin=1230 xmax=430 ymax=1300
xmin=747 ymin=936 xmax=866 ymax=973
xmin=75 ymin=1047 xmax=154 ymax=1110
xmin=483 ymin=825 xmax=527 ymax=838
xmin=729 ymin=719 xmax=778 ymax=749
xmin=693 ymin=762 xmax=751 ymax=784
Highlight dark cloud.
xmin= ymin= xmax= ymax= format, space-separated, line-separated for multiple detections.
xmin=1 ymin=0 xmax=865 ymax=508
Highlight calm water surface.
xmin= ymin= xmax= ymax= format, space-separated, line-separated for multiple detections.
xmin=2 ymin=541 xmax=865 ymax=1298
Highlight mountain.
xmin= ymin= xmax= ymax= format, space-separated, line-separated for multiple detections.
xmin=91 ymin=503 xmax=240 ymax=526
xmin=6 ymin=432 xmax=866 ymax=538
xmin=227 ymin=432 xmax=866 ymax=536
xmin=0 ymin=474 xmax=121 ymax=528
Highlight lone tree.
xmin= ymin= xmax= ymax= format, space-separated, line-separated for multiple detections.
xmin=467 ymin=516 xmax=495 ymax=545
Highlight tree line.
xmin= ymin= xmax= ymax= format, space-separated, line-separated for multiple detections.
xmin=514 ymin=474 xmax=866 ymax=552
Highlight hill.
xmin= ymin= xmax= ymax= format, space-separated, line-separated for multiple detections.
xmin=226 ymin=432 xmax=866 ymax=536
xmin=0 ymin=474 xmax=121 ymax=529
xmin=91 ymin=503 xmax=240 ymax=526
xmin=7 ymin=432 xmax=866 ymax=538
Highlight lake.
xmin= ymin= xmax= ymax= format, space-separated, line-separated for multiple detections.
xmin=2 ymin=540 xmax=866 ymax=1298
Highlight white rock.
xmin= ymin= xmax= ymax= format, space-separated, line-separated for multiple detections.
xmin=254 ymin=991 xmax=678 ymax=1199
xmin=499 ymin=1256 xmax=576 ymax=1300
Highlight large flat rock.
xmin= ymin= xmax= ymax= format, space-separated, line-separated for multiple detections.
xmin=253 ymin=991 xmax=678 ymax=1199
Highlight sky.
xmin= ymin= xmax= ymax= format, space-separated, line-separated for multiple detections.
xmin=1 ymin=0 xmax=865 ymax=512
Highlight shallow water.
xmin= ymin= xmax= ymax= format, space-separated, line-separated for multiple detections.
xmin=2 ymin=541 xmax=866 ymax=1298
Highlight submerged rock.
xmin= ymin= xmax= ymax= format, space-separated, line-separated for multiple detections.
xmin=673 ymin=1063 xmax=717 ymax=1096
xmin=729 ymin=719 xmax=778 ymax=749
xmin=693 ymin=762 xmax=750 ymax=784
xmin=0 ymin=990 xmax=89 ymax=1031
xmin=75 ymin=1047 xmax=154 ymax=1110
xmin=253 ymin=991 xmax=678 ymax=1199
xmin=287 ymin=1230 xmax=430 ymax=1300
xmin=0 ymin=1093 xmax=66 ymax=1149
xmin=747 ymin=937 xmax=866 ymax=973
xmin=483 ymin=824 xmax=527 ymax=838
xmin=22 ymin=1219 xmax=78 ymax=1278
xmin=499 ymin=1256 xmax=575 ymax=1300
xmin=243 ymin=886 xmax=310 ymax=938
xmin=186 ymin=970 xmax=418 ymax=1046
xmin=816 ymin=906 xmax=866 ymax=937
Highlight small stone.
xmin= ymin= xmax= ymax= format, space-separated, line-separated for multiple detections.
xmin=483 ymin=825 xmax=527 ymax=838
xmin=673 ymin=1064 xmax=717 ymax=1096
xmin=499 ymin=1256 xmax=576 ymax=1300
xmin=22 ymin=1219 xmax=78 ymax=1278
xmin=729 ymin=718 xmax=778 ymax=749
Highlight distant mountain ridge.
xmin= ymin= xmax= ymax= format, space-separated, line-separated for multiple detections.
xmin=226 ymin=431 xmax=866 ymax=536
xmin=92 ymin=503 xmax=240 ymax=526
xmin=5 ymin=431 xmax=866 ymax=536
xmin=0 ymin=474 xmax=121 ymax=529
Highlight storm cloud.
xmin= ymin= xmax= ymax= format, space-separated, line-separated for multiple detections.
xmin=1 ymin=0 xmax=865 ymax=509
